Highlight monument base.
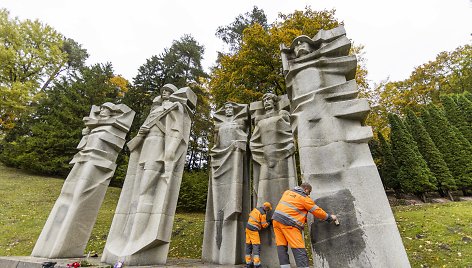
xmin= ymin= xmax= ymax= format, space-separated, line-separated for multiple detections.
xmin=0 ymin=256 xmax=246 ymax=267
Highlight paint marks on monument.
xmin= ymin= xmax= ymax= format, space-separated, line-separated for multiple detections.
xmin=311 ymin=189 xmax=365 ymax=267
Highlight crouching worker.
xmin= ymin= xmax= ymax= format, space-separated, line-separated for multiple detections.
xmin=273 ymin=183 xmax=337 ymax=268
xmin=245 ymin=202 xmax=272 ymax=268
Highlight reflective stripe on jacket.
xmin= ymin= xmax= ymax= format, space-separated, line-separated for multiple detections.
xmin=273 ymin=186 xmax=328 ymax=230
xmin=246 ymin=207 xmax=269 ymax=231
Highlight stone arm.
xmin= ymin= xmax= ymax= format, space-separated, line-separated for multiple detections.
xmin=279 ymin=110 xmax=290 ymax=123
xmin=213 ymin=124 xmax=220 ymax=148
xmin=128 ymin=103 xmax=179 ymax=151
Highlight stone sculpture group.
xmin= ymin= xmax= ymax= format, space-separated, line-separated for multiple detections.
xmin=30 ymin=26 xmax=410 ymax=267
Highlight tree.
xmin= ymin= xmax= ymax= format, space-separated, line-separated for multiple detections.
xmin=377 ymin=132 xmax=399 ymax=191
xmin=215 ymin=6 xmax=268 ymax=52
xmin=210 ymin=7 xmax=355 ymax=108
xmin=0 ymin=9 xmax=88 ymax=131
xmin=441 ymin=94 xmax=472 ymax=143
xmin=404 ymin=109 xmax=456 ymax=199
xmin=421 ymin=106 xmax=472 ymax=194
xmin=455 ymin=93 xmax=472 ymax=128
xmin=388 ymin=113 xmax=437 ymax=200
xmin=376 ymin=44 xmax=472 ymax=118
xmin=0 ymin=63 xmax=122 ymax=175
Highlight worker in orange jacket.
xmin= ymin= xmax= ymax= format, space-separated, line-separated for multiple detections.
xmin=245 ymin=202 xmax=272 ymax=268
xmin=272 ymin=183 xmax=337 ymax=268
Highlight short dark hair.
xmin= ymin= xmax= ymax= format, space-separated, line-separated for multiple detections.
xmin=300 ymin=182 xmax=312 ymax=191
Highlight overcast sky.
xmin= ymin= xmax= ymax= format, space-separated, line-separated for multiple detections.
xmin=2 ymin=0 xmax=471 ymax=85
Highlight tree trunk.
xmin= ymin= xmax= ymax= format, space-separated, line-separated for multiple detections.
xmin=420 ymin=192 xmax=427 ymax=203
xmin=447 ymin=190 xmax=454 ymax=201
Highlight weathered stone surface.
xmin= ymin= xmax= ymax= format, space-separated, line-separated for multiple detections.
xmin=249 ymin=94 xmax=298 ymax=267
xmin=31 ymin=103 xmax=135 ymax=258
xmin=281 ymin=26 xmax=410 ymax=267
xmin=202 ymin=102 xmax=251 ymax=264
xmin=101 ymin=85 xmax=196 ymax=266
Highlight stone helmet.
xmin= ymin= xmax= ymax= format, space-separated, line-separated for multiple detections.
xmin=160 ymin=84 xmax=178 ymax=95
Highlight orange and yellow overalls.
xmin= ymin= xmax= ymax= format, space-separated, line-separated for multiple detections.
xmin=272 ymin=186 xmax=333 ymax=268
xmin=245 ymin=207 xmax=269 ymax=267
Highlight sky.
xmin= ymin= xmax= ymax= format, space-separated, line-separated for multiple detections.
xmin=2 ymin=0 xmax=472 ymax=85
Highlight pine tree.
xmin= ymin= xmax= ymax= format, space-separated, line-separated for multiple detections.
xmin=388 ymin=114 xmax=437 ymax=201
xmin=421 ymin=106 xmax=472 ymax=194
xmin=464 ymin=91 xmax=472 ymax=102
xmin=441 ymin=95 xmax=472 ymax=143
xmin=377 ymin=132 xmax=400 ymax=191
xmin=405 ymin=109 xmax=456 ymax=199
xmin=455 ymin=93 xmax=472 ymax=130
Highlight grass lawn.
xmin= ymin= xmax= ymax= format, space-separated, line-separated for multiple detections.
xmin=394 ymin=202 xmax=472 ymax=267
xmin=1 ymin=163 xmax=471 ymax=267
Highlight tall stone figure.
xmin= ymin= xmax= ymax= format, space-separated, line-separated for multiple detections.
xmin=101 ymin=84 xmax=197 ymax=266
xmin=32 ymin=103 xmax=135 ymax=258
xmin=249 ymin=93 xmax=298 ymax=267
xmin=202 ymin=102 xmax=251 ymax=264
xmin=280 ymin=26 xmax=410 ymax=267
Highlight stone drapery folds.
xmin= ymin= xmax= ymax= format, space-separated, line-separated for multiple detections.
xmin=101 ymin=85 xmax=196 ymax=266
xmin=281 ymin=26 xmax=411 ymax=267
xmin=202 ymin=102 xmax=251 ymax=264
xmin=32 ymin=103 xmax=135 ymax=258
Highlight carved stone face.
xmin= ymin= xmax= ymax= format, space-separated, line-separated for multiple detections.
xmin=99 ymin=106 xmax=112 ymax=117
xmin=162 ymin=89 xmax=172 ymax=100
xmin=294 ymin=41 xmax=312 ymax=57
xmin=263 ymin=97 xmax=275 ymax=111
xmin=224 ymin=104 xmax=234 ymax=117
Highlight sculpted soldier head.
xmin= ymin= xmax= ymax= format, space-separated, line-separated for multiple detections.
xmin=290 ymin=35 xmax=314 ymax=58
xmin=160 ymin=84 xmax=177 ymax=100
xmin=224 ymin=102 xmax=234 ymax=117
xmin=262 ymin=93 xmax=278 ymax=112
xmin=99 ymin=104 xmax=113 ymax=118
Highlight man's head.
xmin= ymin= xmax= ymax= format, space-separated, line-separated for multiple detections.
xmin=262 ymin=93 xmax=278 ymax=111
xmin=98 ymin=102 xmax=115 ymax=117
xmin=160 ymin=84 xmax=177 ymax=100
xmin=300 ymin=182 xmax=312 ymax=195
xmin=263 ymin=202 xmax=272 ymax=211
xmin=224 ymin=102 xmax=234 ymax=117
xmin=290 ymin=35 xmax=314 ymax=58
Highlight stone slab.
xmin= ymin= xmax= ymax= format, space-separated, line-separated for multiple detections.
xmin=0 ymin=256 xmax=245 ymax=267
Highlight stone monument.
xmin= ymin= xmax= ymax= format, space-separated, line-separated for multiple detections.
xmin=202 ymin=102 xmax=251 ymax=264
xmin=249 ymin=93 xmax=298 ymax=267
xmin=280 ymin=26 xmax=410 ymax=267
xmin=32 ymin=103 xmax=135 ymax=258
xmin=101 ymin=84 xmax=197 ymax=266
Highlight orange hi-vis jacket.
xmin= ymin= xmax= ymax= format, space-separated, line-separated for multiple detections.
xmin=273 ymin=186 xmax=330 ymax=230
xmin=246 ymin=207 xmax=269 ymax=231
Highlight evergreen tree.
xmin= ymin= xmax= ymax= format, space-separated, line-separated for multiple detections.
xmin=215 ymin=6 xmax=268 ymax=52
xmin=0 ymin=64 xmax=121 ymax=175
xmin=441 ymin=95 xmax=472 ymax=143
xmin=455 ymin=93 xmax=472 ymax=130
xmin=405 ymin=109 xmax=456 ymax=199
xmin=421 ymin=106 xmax=472 ymax=194
xmin=377 ymin=132 xmax=400 ymax=191
xmin=464 ymin=91 xmax=472 ymax=102
xmin=388 ymin=113 xmax=437 ymax=201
